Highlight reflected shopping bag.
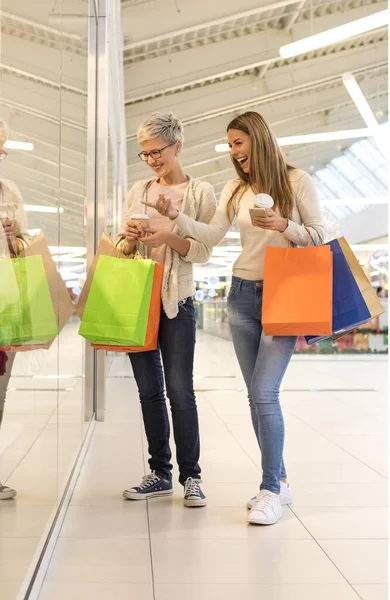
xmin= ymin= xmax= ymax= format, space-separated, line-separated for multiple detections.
xmin=0 ymin=257 xmax=19 ymax=312
xmin=0 ymin=234 xmax=74 ymax=352
xmin=305 ymin=239 xmax=372 ymax=344
xmin=262 ymin=243 xmax=333 ymax=336
xmin=0 ymin=255 xmax=58 ymax=347
xmin=25 ymin=234 xmax=74 ymax=335
xmin=92 ymin=261 xmax=164 ymax=353
xmin=78 ymin=255 xmax=155 ymax=346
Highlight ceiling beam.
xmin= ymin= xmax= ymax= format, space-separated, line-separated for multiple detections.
xmin=0 ymin=63 xmax=86 ymax=95
xmin=125 ymin=43 xmax=387 ymax=141
xmin=124 ymin=2 xmax=387 ymax=103
xmin=123 ymin=0 xmax=300 ymax=51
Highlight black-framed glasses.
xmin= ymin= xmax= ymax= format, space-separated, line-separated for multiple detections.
xmin=138 ymin=143 xmax=174 ymax=162
xmin=0 ymin=150 xmax=8 ymax=161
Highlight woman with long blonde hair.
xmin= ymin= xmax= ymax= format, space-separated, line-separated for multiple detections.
xmin=144 ymin=111 xmax=324 ymax=525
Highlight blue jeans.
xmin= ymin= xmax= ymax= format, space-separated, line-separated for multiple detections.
xmin=227 ymin=277 xmax=297 ymax=494
xmin=129 ymin=298 xmax=200 ymax=485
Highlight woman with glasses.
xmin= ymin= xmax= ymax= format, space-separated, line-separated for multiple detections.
xmin=0 ymin=120 xmax=30 ymax=500
xmin=144 ymin=111 xmax=324 ymax=525
xmin=117 ymin=113 xmax=216 ymax=507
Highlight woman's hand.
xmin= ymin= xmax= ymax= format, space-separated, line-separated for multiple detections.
xmin=142 ymin=194 xmax=179 ymax=220
xmin=139 ymin=228 xmax=169 ymax=248
xmin=251 ymin=209 xmax=288 ymax=233
xmin=121 ymin=222 xmax=141 ymax=255
xmin=1 ymin=218 xmax=18 ymax=256
xmin=125 ymin=222 xmax=142 ymax=242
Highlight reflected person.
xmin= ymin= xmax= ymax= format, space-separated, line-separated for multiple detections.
xmin=0 ymin=120 xmax=30 ymax=500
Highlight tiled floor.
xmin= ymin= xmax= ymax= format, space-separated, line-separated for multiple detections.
xmin=37 ymin=333 xmax=387 ymax=600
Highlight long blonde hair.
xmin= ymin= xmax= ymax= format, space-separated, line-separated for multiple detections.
xmin=226 ymin=112 xmax=295 ymax=220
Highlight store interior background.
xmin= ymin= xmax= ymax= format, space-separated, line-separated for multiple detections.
xmin=0 ymin=0 xmax=387 ymax=598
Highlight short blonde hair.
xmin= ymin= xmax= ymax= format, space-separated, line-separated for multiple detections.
xmin=137 ymin=112 xmax=184 ymax=146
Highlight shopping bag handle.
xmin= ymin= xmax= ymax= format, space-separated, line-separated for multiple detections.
xmin=287 ymin=227 xmax=315 ymax=249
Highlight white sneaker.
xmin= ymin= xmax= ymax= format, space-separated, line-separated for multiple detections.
xmin=247 ymin=481 xmax=292 ymax=510
xmin=0 ymin=483 xmax=17 ymax=500
xmin=247 ymin=490 xmax=283 ymax=525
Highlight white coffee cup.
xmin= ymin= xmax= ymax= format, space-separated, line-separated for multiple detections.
xmin=254 ymin=193 xmax=274 ymax=210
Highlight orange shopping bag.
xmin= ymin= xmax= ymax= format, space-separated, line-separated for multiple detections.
xmin=92 ymin=262 xmax=164 ymax=354
xmin=262 ymin=243 xmax=333 ymax=336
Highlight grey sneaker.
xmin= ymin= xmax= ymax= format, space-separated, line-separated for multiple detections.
xmin=0 ymin=483 xmax=17 ymax=500
xmin=184 ymin=478 xmax=207 ymax=507
xmin=123 ymin=471 xmax=173 ymax=500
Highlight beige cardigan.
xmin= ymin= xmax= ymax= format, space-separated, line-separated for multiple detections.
xmin=118 ymin=177 xmax=217 ymax=319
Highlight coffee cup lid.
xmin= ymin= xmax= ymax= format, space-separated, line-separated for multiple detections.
xmin=254 ymin=193 xmax=274 ymax=209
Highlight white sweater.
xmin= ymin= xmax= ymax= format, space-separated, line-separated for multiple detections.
xmin=173 ymin=169 xmax=324 ymax=281
xmin=119 ymin=177 xmax=217 ymax=319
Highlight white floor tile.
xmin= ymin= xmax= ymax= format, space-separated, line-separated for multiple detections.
xmin=353 ymin=585 xmax=389 ymax=600
xmin=326 ymin=435 xmax=388 ymax=476
xmin=0 ymin=538 xmax=40 ymax=582
xmin=0 ymin=504 xmax=54 ymax=537
xmin=154 ymin=583 xmax=361 ymax=600
xmin=38 ymin=582 xmax=154 ymax=600
xmin=286 ymin=462 xmax=386 ymax=484
xmin=199 ymin=462 xmax=261 ymax=484
xmin=70 ymin=468 xmax=146 ymax=506
xmin=148 ymin=499 xmax=310 ymax=540
xmin=292 ymin=506 xmax=388 ymax=539
xmin=151 ymin=539 xmax=345 ymax=584
xmin=45 ymin=538 xmax=152 ymax=583
xmin=199 ymin=482 xmax=261 ymax=507
xmin=291 ymin=482 xmax=388 ymax=507
xmin=319 ymin=540 xmax=388 ymax=584
xmin=59 ymin=504 xmax=149 ymax=538
xmin=0 ymin=581 xmax=24 ymax=600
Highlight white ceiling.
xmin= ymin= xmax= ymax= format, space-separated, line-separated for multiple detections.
xmin=123 ymin=0 xmax=388 ymax=197
xmin=0 ymin=0 xmax=387 ymax=253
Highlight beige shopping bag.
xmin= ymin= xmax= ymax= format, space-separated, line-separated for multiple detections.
xmin=338 ymin=237 xmax=384 ymax=319
xmin=24 ymin=233 xmax=75 ymax=334
xmin=76 ymin=233 xmax=119 ymax=318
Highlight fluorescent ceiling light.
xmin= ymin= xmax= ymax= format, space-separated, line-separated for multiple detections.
xmin=342 ymin=73 xmax=389 ymax=160
xmin=4 ymin=141 xmax=34 ymax=151
xmin=278 ymin=129 xmax=370 ymax=146
xmin=24 ymin=205 xmax=64 ymax=214
xmin=215 ymin=129 xmax=371 ymax=152
xmin=215 ymin=144 xmax=230 ymax=152
xmin=279 ymin=9 xmax=388 ymax=58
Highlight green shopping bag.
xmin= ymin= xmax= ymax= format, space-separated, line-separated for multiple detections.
xmin=78 ymin=255 xmax=155 ymax=346
xmin=0 ymin=255 xmax=58 ymax=346
xmin=0 ymin=257 xmax=19 ymax=312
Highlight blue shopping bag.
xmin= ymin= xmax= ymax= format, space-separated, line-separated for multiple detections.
xmin=305 ymin=238 xmax=371 ymax=345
